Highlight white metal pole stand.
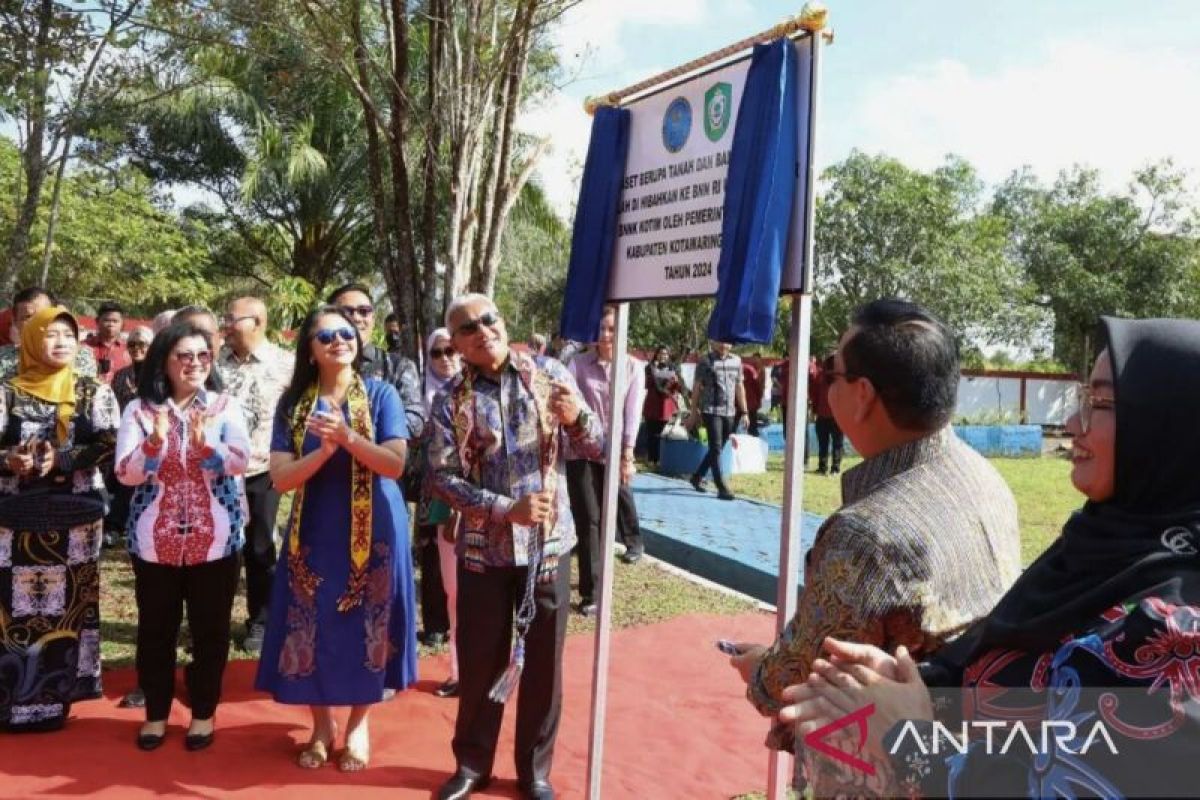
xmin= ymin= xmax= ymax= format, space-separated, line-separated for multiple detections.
xmin=585 ymin=301 xmax=630 ymax=799
xmin=767 ymin=25 xmax=823 ymax=800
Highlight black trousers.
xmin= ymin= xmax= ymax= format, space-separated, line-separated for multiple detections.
xmin=643 ymin=419 xmax=668 ymax=463
xmin=242 ymin=473 xmax=280 ymax=626
xmin=453 ymin=560 xmax=570 ymax=784
xmin=132 ymin=554 xmax=240 ymax=722
xmin=694 ymin=413 xmax=734 ymax=493
xmin=565 ymin=459 xmax=644 ymax=603
xmin=815 ymin=415 xmax=844 ymax=466
xmin=418 ymin=523 xmax=450 ymax=636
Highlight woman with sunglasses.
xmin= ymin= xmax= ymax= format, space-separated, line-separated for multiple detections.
xmin=114 ymin=321 xmax=250 ymax=751
xmin=781 ymin=316 xmax=1200 ymax=798
xmin=416 ymin=327 xmax=461 ymax=697
xmin=255 ymin=305 xmax=417 ymax=772
xmin=0 ymin=306 xmax=118 ymax=732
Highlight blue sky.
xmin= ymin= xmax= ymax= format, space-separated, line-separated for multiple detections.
xmin=528 ymin=0 xmax=1200 ymax=214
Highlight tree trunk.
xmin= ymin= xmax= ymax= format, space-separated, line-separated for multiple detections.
xmin=474 ymin=0 xmax=536 ymax=296
xmin=385 ymin=0 xmax=420 ymax=359
xmin=2 ymin=0 xmax=55 ymax=293
xmin=420 ymin=0 xmax=446 ymax=337
xmin=40 ymin=0 xmax=143 ymax=284
xmin=348 ymin=1 xmax=399 ymax=335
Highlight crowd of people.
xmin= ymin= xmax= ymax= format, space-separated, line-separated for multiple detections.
xmin=2 ymin=280 xmax=1195 ymax=799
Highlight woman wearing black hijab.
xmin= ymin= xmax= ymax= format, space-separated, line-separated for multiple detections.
xmin=778 ymin=316 xmax=1200 ymax=799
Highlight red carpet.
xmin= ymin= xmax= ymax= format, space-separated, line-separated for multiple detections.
xmin=0 ymin=611 xmax=779 ymax=799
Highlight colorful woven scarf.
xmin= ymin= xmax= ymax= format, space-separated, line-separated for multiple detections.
xmin=449 ymin=350 xmax=559 ymax=578
xmin=284 ymin=374 xmax=375 ymax=612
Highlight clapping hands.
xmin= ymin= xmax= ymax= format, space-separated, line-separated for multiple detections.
xmin=777 ymin=638 xmax=933 ymax=761
xmin=306 ymin=408 xmax=350 ymax=456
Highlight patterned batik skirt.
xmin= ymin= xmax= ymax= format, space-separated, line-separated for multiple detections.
xmin=0 ymin=491 xmax=105 ymax=731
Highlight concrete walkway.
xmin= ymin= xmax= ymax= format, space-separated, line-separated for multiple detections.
xmin=629 ymin=471 xmax=825 ymax=603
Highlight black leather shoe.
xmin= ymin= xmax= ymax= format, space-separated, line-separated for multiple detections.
xmin=520 ymin=779 xmax=555 ymax=800
xmin=717 ymin=491 xmax=735 ymax=501
xmin=185 ymin=731 xmax=214 ymax=751
xmin=689 ymin=474 xmax=706 ymax=493
xmin=579 ymin=601 xmax=597 ymax=617
xmin=434 ymin=679 xmax=459 ymax=698
xmin=136 ymin=730 xmax=165 ymax=751
xmin=436 ymin=771 xmax=491 ymax=800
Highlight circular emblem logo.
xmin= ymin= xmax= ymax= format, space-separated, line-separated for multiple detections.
xmin=662 ymin=96 xmax=692 ymax=153
xmin=704 ymin=82 xmax=732 ymax=142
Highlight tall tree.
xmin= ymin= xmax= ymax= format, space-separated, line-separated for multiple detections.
xmin=993 ymin=160 xmax=1199 ymax=374
xmin=0 ymin=0 xmax=145 ymax=291
xmin=812 ymin=150 xmax=1036 ymax=357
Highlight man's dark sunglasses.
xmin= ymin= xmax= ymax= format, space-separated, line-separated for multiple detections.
xmin=313 ymin=327 xmax=356 ymax=345
xmin=338 ymin=304 xmax=374 ymax=318
xmin=429 ymin=347 xmax=456 ymax=358
xmin=454 ymin=311 xmax=501 ymax=336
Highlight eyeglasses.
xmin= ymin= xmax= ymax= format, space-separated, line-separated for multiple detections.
xmin=312 ymin=327 xmax=356 ymax=346
xmin=338 ymin=304 xmax=374 ymax=319
xmin=173 ymin=350 xmax=212 ymax=366
xmin=429 ymin=347 xmax=456 ymax=359
xmin=220 ymin=314 xmax=257 ymax=328
xmin=128 ymin=340 xmax=149 ymax=349
xmin=1074 ymin=385 xmax=1115 ymax=434
xmin=454 ymin=311 xmax=501 ymax=336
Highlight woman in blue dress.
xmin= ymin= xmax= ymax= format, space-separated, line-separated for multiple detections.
xmin=255 ymin=305 xmax=417 ymax=771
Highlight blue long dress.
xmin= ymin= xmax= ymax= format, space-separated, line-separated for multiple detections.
xmin=255 ymin=378 xmax=418 ymax=704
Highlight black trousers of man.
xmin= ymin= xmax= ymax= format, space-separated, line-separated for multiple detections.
xmin=417 ymin=523 xmax=450 ymax=637
xmin=693 ymin=413 xmax=735 ymax=494
xmin=643 ymin=419 xmax=667 ymax=463
xmin=242 ymin=473 xmax=280 ymax=628
xmin=566 ymin=459 xmax=645 ymax=603
xmin=452 ymin=559 xmax=570 ymax=785
xmin=131 ymin=554 xmax=240 ymax=722
xmin=815 ymin=415 xmax=845 ymax=472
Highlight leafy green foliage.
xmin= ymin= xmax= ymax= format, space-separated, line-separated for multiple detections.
xmin=0 ymin=138 xmax=214 ymax=313
xmin=993 ymin=161 xmax=1198 ymax=374
xmin=813 ymin=151 xmax=1037 ymax=358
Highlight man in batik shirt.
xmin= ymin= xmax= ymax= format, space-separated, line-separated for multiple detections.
xmin=217 ymin=296 xmax=294 ymax=654
xmin=428 ymin=293 xmax=602 ymax=800
xmin=730 ymin=299 xmax=1022 ymax=798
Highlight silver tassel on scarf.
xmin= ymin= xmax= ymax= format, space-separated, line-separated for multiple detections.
xmin=489 ymin=518 xmax=545 ymax=703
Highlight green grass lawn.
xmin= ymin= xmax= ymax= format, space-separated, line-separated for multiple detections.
xmin=729 ymin=453 xmax=1080 ymax=567
xmin=98 ymin=540 xmax=757 ymax=670
xmin=98 ymin=452 xmax=1078 ymax=670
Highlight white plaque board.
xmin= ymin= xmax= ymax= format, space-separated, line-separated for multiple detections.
xmin=607 ymin=36 xmax=812 ymax=302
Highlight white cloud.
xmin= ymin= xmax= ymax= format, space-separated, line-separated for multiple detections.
xmin=844 ymin=38 xmax=1200 ymax=191
xmin=527 ymin=0 xmax=753 ymax=217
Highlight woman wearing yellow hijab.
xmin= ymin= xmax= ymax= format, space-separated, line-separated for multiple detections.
xmin=0 ymin=306 xmax=119 ymax=732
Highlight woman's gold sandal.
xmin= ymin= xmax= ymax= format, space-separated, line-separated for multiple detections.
xmin=296 ymin=738 xmax=331 ymax=769
xmin=336 ymin=745 xmax=369 ymax=772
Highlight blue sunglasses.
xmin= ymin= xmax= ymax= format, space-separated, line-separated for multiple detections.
xmin=312 ymin=327 xmax=356 ymax=346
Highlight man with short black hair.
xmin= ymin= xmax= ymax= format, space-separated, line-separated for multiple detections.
xmin=326 ymin=284 xmax=424 ymax=440
xmin=0 ymin=286 xmax=98 ymax=379
xmin=687 ymin=340 xmax=746 ymax=500
xmin=84 ymin=301 xmax=131 ymax=384
xmin=383 ymin=311 xmax=403 ymax=354
xmin=729 ymin=298 xmax=1021 ymax=797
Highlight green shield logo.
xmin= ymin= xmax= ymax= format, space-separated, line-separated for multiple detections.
xmin=704 ymin=82 xmax=732 ymax=142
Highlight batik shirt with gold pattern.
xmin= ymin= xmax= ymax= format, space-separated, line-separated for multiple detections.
xmin=748 ymin=427 xmax=1022 ymax=798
